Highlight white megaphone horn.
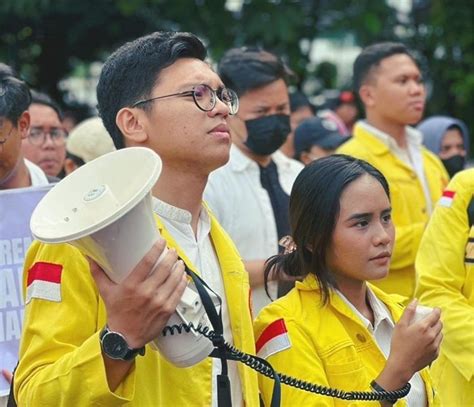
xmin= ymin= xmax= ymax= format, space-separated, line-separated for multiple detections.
xmin=30 ymin=147 xmax=218 ymax=367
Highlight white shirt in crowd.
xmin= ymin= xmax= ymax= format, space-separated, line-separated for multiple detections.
xmin=336 ymin=287 xmax=428 ymax=407
xmin=358 ymin=121 xmax=433 ymax=215
xmin=204 ymin=145 xmax=303 ymax=315
xmin=24 ymin=158 xmax=49 ymax=186
xmin=152 ymin=198 xmax=242 ymax=407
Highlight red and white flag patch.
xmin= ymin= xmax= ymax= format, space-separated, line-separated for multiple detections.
xmin=438 ymin=190 xmax=456 ymax=208
xmin=26 ymin=262 xmax=63 ymax=304
xmin=256 ymin=318 xmax=291 ymax=359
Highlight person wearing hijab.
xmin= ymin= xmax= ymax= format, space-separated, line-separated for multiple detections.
xmin=417 ymin=115 xmax=470 ymax=177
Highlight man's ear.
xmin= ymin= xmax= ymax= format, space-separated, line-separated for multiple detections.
xmin=358 ymin=84 xmax=375 ymax=108
xmin=17 ymin=111 xmax=30 ymax=140
xmin=116 ymin=107 xmax=148 ymax=145
xmin=63 ymin=157 xmax=79 ymax=175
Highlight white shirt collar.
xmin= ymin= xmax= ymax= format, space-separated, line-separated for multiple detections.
xmin=152 ymin=197 xmax=211 ymax=239
xmin=24 ymin=159 xmax=49 ymax=186
xmin=336 ymin=287 xmax=394 ymax=332
xmin=228 ymin=144 xmax=301 ymax=173
xmin=358 ymin=120 xmax=423 ymax=149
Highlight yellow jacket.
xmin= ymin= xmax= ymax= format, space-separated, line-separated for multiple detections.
xmin=415 ymin=169 xmax=474 ymax=406
xmin=337 ymin=123 xmax=448 ymax=298
xmin=14 ymin=213 xmax=259 ymax=406
xmin=254 ymin=276 xmax=438 ymax=406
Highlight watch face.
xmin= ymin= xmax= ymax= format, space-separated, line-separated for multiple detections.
xmin=102 ymin=332 xmax=129 ymax=359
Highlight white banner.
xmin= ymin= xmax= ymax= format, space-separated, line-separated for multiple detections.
xmin=0 ymin=185 xmax=52 ymax=396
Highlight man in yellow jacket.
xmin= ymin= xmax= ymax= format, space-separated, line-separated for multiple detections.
xmin=338 ymin=42 xmax=448 ymax=298
xmin=14 ymin=31 xmax=259 ymax=406
xmin=415 ymin=169 xmax=474 ymax=406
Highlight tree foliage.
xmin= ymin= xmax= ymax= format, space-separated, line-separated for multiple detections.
xmin=0 ymin=0 xmax=472 ymax=151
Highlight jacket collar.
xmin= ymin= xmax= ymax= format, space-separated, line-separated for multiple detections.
xmin=228 ymin=144 xmax=296 ymax=173
xmin=296 ymin=274 xmax=406 ymax=321
xmin=354 ymin=121 xmax=423 ymax=157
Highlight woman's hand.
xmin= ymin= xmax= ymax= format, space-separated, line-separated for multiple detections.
xmin=375 ymin=299 xmax=443 ymax=392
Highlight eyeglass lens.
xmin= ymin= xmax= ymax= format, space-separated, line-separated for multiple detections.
xmin=192 ymin=84 xmax=238 ymax=114
xmin=29 ymin=127 xmax=67 ymax=145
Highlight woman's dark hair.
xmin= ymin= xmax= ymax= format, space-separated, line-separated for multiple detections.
xmin=97 ymin=31 xmax=207 ymax=150
xmin=264 ymin=154 xmax=390 ymax=304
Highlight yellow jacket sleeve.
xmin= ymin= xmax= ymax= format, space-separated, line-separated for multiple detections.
xmin=255 ymin=305 xmax=337 ymax=407
xmin=14 ymin=242 xmax=137 ymax=406
xmin=389 ymin=221 xmax=426 ymax=271
xmin=415 ymin=170 xmax=474 ymax=381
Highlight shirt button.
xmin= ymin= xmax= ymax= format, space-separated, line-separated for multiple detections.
xmin=356 ymin=333 xmax=367 ymax=343
xmin=411 ymin=172 xmax=417 ymax=179
xmin=421 ymin=208 xmax=427 ymax=213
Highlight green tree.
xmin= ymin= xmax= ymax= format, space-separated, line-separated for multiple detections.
xmin=409 ymin=0 xmax=474 ymax=151
xmin=1 ymin=0 xmax=471 ymax=154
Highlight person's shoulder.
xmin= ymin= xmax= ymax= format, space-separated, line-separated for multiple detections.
xmin=26 ymin=240 xmax=88 ymax=272
xmin=254 ymin=288 xmax=306 ymax=327
xmin=337 ymin=135 xmax=375 ymax=162
xmin=449 ymin=168 xmax=474 ymax=190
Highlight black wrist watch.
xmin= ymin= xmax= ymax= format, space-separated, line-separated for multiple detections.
xmin=99 ymin=326 xmax=145 ymax=361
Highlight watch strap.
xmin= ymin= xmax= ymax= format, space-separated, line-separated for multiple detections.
xmin=100 ymin=326 xmax=145 ymax=361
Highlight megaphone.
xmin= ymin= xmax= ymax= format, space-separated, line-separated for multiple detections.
xmin=30 ymin=147 xmax=218 ymax=367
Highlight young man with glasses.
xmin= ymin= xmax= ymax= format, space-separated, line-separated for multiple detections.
xmin=14 ymin=32 xmax=259 ymax=406
xmin=21 ymin=91 xmax=67 ymax=178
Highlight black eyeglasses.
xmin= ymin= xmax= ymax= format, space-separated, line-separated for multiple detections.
xmin=132 ymin=84 xmax=239 ymax=115
xmin=28 ymin=127 xmax=67 ymax=146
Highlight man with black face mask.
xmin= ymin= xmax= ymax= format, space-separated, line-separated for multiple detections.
xmin=205 ymin=47 xmax=303 ymax=314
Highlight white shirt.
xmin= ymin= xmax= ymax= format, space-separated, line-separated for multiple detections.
xmin=152 ymin=198 xmax=242 ymax=407
xmin=336 ymin=288 xmax=427 ymax=407
xmin=204 ymin=145 xmax=303 ymax=314
xmin=24 ymin=159 xmax=49 ymax=186
xmin=358 ymin=121 xmax=433 ymax=214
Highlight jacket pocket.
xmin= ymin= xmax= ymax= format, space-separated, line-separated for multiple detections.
xmin=322 ymin=342 xmax=368 ymax=390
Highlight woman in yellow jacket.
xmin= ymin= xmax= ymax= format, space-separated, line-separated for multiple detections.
xmin=415 ymin=168 xmax=474 ymax=406
xmin=254 ymin=155 xmax=442 ymax=406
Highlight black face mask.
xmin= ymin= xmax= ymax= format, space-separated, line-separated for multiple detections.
xmin=441 ymin=154 xmax=465 ymax=177
xmin=244 ymin=114 xmax=291 ymax=156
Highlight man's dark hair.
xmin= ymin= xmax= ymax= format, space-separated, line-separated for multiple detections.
xmin=96 ymin=31 xmax=207 ymax=150
xmin=264 ymin=154 xmax=390 ymax=304
xmin=30 ymin=90 xmax=63 ymax=121
xmin=353 ymin=42 xmax=418 ymax=92
xmin=0 ymin=64 xmax=31 ymax=124
xmin=218 ymin=47 xmax=293 ymax=97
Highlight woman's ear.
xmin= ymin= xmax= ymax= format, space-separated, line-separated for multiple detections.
xmin=116 ymin=107 xmax=148 ymax=145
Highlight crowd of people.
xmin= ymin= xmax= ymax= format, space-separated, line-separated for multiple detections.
xmin=0 ymin=30 xmax=472 ymax=407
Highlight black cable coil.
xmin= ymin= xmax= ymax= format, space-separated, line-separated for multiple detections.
xmin=162 ymin=323 xmax=411 ymax=402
